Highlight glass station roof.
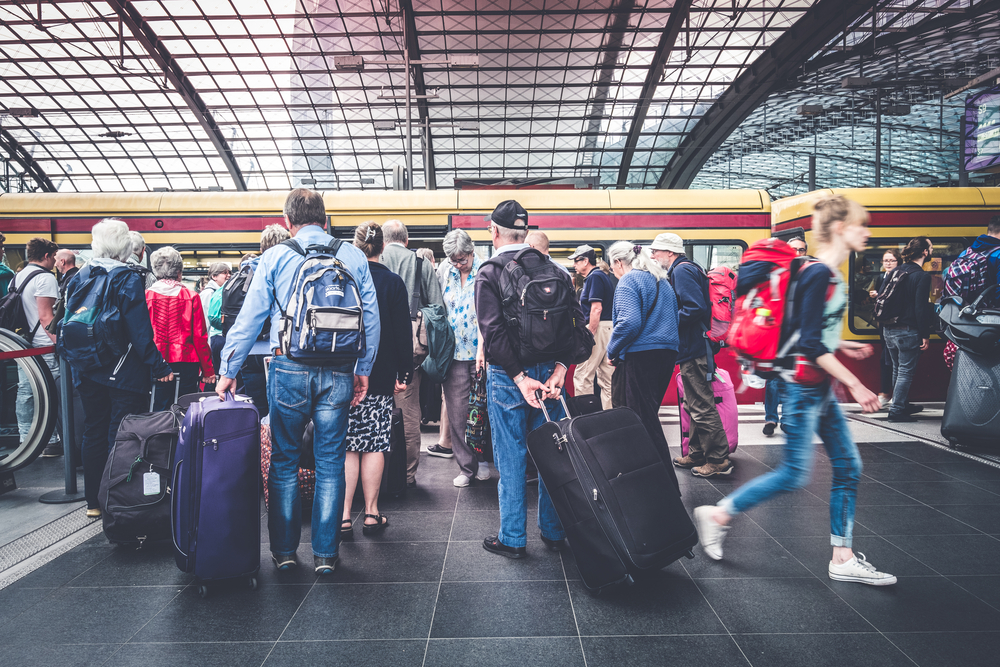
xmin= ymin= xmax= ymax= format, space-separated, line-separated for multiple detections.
xmin=0 ymin=0 xmax=997 ymax=193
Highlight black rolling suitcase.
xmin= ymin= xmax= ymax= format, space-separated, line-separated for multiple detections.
xmin=527 ymin=393 xmax=697 ymax=592
xmin=941 ymin=349 xmax=1000 ymax=448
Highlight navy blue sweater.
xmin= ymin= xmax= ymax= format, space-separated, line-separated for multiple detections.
xmin=367 ymin=262 xmax=414 ymax=396
xmin=667 ymin=257 xmax=711 ymax=364
xmin=607 ymin=270 xmax=679 ymax=359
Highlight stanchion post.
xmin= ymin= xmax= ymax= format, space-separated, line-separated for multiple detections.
xmin=39 ymin=354 xmax=85 ymax=504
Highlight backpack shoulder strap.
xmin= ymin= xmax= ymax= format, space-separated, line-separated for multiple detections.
xmin=281 ymin=238 xmax=306 ymax=256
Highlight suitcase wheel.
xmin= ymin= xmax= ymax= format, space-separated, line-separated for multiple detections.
xmin=248 ymin=576 xmax=258 ymax=591
xmin=685 ymin=550 xmax=695 ymax=560
xmin=624 ymin=575 xmax=635 ymax=587
xmin=198 ymin=584 xmax=209 ymax=599
xmin=947 ymin=438 xmax=958 ymax=449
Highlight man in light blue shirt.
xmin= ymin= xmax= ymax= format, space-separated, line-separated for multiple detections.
xmin=217 ymin=188 xmax=380 ymax=575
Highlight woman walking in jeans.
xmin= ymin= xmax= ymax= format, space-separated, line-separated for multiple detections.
xmin=695 ymin=195 xmax=897 ymax=586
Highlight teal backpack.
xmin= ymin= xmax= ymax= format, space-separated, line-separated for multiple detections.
xmin=419 ymin=304 xmax=456 ymax=383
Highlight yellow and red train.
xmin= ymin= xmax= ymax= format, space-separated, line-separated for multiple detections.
xmin=2 ymin=187 xmax=998 ymax=404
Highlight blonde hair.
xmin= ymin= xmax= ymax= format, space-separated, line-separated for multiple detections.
xmin=811 ymin=195 xmax=869 ymax=246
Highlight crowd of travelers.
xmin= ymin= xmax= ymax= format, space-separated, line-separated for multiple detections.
xmin=4 ymin=189 xmax=1000 ymax=586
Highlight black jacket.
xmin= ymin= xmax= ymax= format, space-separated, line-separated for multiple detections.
xmin=884 ymin=264 xmax=933 ymax=339
xmin=475 ymin=245 xmax=574 ymax=379
xmin=368 ymin=262 xmax=413 ymax=396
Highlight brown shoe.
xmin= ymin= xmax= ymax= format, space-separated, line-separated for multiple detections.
xmin=673 ymin=455 xmax=705 ymax=469
xmin=692 ymin=460 xmax=735 ymax=478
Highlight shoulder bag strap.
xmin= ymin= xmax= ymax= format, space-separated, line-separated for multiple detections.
xmin=410 ymin=256 xmax=423 ymax=320
xmin=634 ymin=275 xmax=661 ymax=341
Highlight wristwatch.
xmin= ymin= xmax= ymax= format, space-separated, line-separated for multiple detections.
xmin=513 ymin=372 xmax=528 ymax=385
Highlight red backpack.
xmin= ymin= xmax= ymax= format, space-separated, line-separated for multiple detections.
xmin=726 ymin=239 xmax=817 ymax=377
xmin=706 ymin=266 xmax=737 ymax=343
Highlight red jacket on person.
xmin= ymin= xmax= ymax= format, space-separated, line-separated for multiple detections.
xmin=145 ymin=279 xmax=214 ymax=378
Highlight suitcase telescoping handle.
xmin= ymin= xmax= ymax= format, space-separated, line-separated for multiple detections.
xmin=149 ymin=373 xmax=182 ymax=412
xmin=534 ymin=389 xmax=571 ymax=423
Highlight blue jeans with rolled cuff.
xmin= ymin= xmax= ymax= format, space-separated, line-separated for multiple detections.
xmin=267 ymin=355 xmax=354 ymax=559
xmin=487 ymin=362 xmax=565 ymax=549
xmin=719 ymin=381 xmax=862 ymax=548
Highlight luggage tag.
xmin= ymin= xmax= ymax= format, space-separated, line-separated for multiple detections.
xmin=143 ymin=466 xmax=161 ymax=496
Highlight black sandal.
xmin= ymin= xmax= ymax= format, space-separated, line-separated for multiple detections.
xmin=340 ymin=518 xmax=354 ymax=540
xmin=362 ymin=513 xmax=388 ymax=535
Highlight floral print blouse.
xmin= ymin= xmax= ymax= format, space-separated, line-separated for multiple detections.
xmin=440 ymin=254 xmax=482 ymax=361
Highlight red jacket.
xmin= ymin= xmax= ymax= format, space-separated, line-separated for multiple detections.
xmin=146 ymin=280 xmax=214 ymax=378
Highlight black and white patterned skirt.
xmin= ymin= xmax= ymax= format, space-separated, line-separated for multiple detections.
xmin=345 ymin=393 xmax=394 ymax=453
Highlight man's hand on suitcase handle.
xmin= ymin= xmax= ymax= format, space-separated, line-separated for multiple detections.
xmin=215 ymin=375 xmax=236 ymax=399
xmin=157 ymin=373 xmax=174 ymax=383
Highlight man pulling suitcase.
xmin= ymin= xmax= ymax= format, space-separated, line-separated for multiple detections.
xmin=475 ymin=200 xmax=581 ymax=558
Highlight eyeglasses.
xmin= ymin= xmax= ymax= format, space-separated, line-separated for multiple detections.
xmin=794 ymin=248 xmax=807 ymax=255
xmin=572 ymin=257 xmax=587 ymax=263
xmin=450 ymin=255 xmax=471 ymax=267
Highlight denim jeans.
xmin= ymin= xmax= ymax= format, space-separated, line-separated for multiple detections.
xmin=267 ymin=355 xmax=353 ymax=559
xmin=763 ymin=378 xmax=782 ymax=425
xmin=487 ymin=362 xmax=565 ymax=548
xmin=17 ymin=352 xmax=60 ymax=444
xmin=77 ymin=376 xmax=147 ymax=510
xmin=883 ymin=326 xmax=921 ymax=414
xmin=719 ymin=381 xmax=863 ymax=547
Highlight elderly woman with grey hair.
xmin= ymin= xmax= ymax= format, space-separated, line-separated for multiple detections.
xmin=145 ymin=246 xmax=215 ymax=411
xmin=605 ymin=240 xmax=680 ymax=468
xmin=61 ymin=218 xmax=174 ymax=517
xmin=428 ymin=228 xmax=491 ymax=486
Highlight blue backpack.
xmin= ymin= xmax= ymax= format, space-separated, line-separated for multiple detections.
xmin=276 ymin=240 xmax=366 ymax=365
xmin=57 ymin=264 xmax=129 ymax=372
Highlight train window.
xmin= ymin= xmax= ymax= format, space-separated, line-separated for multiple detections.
xmin=685 ymin=243 xmax=744 ymax=271
xmin=847 ymin=238 xmax=976 ymax=334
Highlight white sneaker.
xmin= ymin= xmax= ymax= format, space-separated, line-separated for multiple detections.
xmin=453 ymin=474 xmax=472 ymax=488
xmin=694 ymin=505 xmax=729 ymax=561
xmin=829 ymin=553 xmax=897 ymax=586
xmin=475 ymin=466 xmax=491 ymax=481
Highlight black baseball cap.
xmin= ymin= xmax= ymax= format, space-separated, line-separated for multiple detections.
xmin=484 ymin=200 xmax=533 ymax=230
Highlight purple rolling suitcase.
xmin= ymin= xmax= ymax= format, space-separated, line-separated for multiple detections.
xmin=171 ymin=393 xmax=260 ymax=597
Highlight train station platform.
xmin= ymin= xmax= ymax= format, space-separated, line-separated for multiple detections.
xmin=1 ymin=407 xmax=998 ymax=667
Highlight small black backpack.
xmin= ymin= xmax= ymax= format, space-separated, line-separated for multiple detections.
xmin=219 ymin=262 xmax=267 ymax=337
xmin=495 ymin=247 xmax=576 ymax=365
xmin=873 ymin=264 xmax=917 ymax=326
xmin=0 ymin=267 xmax=47 ymax=343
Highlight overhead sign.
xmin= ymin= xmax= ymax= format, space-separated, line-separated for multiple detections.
xmin=965 ymin=84 xmax=1000 ymax=172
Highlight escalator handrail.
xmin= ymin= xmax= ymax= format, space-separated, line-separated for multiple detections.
xmin=0 ymin=327 xmax=58 ymax=474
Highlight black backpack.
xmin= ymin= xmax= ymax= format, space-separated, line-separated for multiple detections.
xmin=220 ymin=263 xmax=268 ymax=338
xmin=0 ymin=267 xmax=47 ymax=343
xmin=873 ymin=264 xmax=918 ymax=326
xmin=495 ymin=247 xmax=576 ymax=365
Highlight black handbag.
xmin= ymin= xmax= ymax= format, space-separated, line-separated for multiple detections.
xmin=939 ymin=285 xmax=1000 ymax=358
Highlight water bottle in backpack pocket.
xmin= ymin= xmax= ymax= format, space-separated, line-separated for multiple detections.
xmin=277 ymin=239 xmax=366 ymax=365
xmin=57 ymin=265 xmax=129 ymax=371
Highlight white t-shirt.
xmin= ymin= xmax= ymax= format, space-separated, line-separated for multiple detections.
xmin=14 ymin=264 xmax=59 ymax=347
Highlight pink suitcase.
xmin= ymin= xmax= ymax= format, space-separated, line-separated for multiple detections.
xmin=677 ymin=367 xmax=739 ymax=457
